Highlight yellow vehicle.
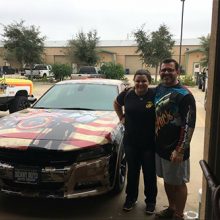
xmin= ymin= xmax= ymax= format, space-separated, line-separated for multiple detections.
xmin=0 ymin=75 xmax=36 ymax=113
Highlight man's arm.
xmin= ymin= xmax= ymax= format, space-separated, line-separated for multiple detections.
xmin=171 ymin=94 xmax=196 ymax=163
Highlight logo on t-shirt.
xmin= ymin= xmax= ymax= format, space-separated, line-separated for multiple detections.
xmin=146 ymin=101 xmax=153 ymax=108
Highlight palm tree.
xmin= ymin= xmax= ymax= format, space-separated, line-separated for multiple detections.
xmin=199 ymin=34 xmax=210 ymax=67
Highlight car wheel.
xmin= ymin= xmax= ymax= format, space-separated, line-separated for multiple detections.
xmin=43 ymin=73 xmax=47 ymax=79
xmin=198 ymin=80 xmax=202 ymax=89
xmin=9 ymin=96 xmax=30 ymax=113
xmin=202 ymin=82 xmax=205 ymax=92
xmin=112 ymin=147 xmax=127 ymax=194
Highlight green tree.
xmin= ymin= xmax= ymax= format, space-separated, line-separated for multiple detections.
xmin=100 ymin=62 xmax=125 ymax=80
xmin=52 ymin=63 xmax=72 ymax=81
xmin=134 ymin=24 xmax=175 ymax=81
xmin=2 ymin=20 xmax=45 ymax=67
xmin=67 ymin=30 xmax=99 ymax=66
xmin=199 ymin=34 xmax=210 ymax=67
xmin=2 ymin=50 xmax=17 ymax=66
xmin=133 ymin=25 xmax=153 ymax=66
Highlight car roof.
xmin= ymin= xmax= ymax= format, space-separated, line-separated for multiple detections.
xmin=56 ymin=78 xmax=125 ymax=86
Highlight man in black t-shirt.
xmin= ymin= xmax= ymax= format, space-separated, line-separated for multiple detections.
xmin=114 ymin=69 xmax=157 ymax=214
xmin=155 ymin=58 xmax=196 ymax=220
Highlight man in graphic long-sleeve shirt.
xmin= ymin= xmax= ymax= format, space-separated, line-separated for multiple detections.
xmin=154 ymin=58 xmax=196 ymax=220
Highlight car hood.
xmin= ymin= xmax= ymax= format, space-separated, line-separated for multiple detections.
xmin=0 ymin=109 xmax=120 ymax=151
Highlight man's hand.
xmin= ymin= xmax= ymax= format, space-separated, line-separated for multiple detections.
xmin=120 ymin=116 xmax=125 ymax=125
xmin=170 ymin=150 xmax=184 ymax=163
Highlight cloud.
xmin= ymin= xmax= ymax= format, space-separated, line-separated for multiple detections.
xmin=0 ymin=0 xmax=212 ymax=41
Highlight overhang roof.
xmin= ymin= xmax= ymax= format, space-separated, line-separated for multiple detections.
xmin=185 ymin=48 xmax=204 ymax=53
xmin=0 ymin=38 xmax=201 ymax=48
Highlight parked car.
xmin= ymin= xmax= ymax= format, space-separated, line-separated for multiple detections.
xmin=0 ymin=79 xmax=127 ymax=198
xmin=24 ymin=64 xmax=53 ymax=79
xmin=0 ymin=66 xmax=16 ymax=75
xmin=204 ymin=72 xmax=209 ymax=110
xmin=0 ymin=75 xmax=36 ymax=113
xmin=198 ymin=67 xmax=208 ymax=92
xmin=71 ymin=66 xmax=103 ymax=79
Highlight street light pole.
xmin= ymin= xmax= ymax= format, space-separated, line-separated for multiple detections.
xmin=179 ymin=0 xmax=185 ymax=69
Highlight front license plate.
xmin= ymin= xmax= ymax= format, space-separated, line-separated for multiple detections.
xmin=14 ymin=167 xmax=40 ymax=184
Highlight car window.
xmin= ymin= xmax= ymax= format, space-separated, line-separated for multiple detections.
xmin=79 ymin=67 xmax=89 ymax=74
xmin=90 ymin=67 xmax=96 ymax=74
xmin=34 ymin=65 xmax=47 ymax=70
xmin=33 ymin=83 xmax=119 ymax=111
xmin=34 ymin=65 xmax=40 ymax=70
xmin=79 ymin=67 xmax=97 ymax=75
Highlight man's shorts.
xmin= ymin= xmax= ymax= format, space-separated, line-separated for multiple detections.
xmin=156 ymin=153 xmax=190 ymax=185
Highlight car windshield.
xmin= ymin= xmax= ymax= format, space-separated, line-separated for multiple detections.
xmin=33 ymin=83 xmax=118 ymax=111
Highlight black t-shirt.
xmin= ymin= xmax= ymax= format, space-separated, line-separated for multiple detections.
xmin=155 ymin=83 xmax=196 ymax=160
xmin=116 ymin=88 xmax=155 ymax=150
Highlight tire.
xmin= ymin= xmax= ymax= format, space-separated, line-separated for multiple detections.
xmin=112 ymin=147 xmax=127 ymax=194
xmin=202 ymin=80 xmax=206 ymax=92
xmin=43 ymin=73 xmax=47 ymax=79
xmin=9 ymin=96 xmax=30 ymax=113
xmin=198 ymin=81 xmax=202 ymax=89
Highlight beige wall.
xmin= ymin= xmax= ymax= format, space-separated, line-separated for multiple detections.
xmin=54 ymin=55 xmax=70 ymax=64
xmin=44 ymin=47 xmax=67 ymax=56
xmin=0 ymin=44 xmax=203 ymax=75
xmin=99 ymin=52 xmax=114 ymax=63
xmin=125 ymin=55 xmax=143 ymax=74
xmin=185 ymin=51 xmax=204 ymax=75
xmin=172 ymin=45 xmax=202 ymax=75
xmin=98 ymin=46 xmax=138 ymax=55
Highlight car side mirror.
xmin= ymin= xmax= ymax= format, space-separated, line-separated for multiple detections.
xmin=28 ymin=95 xmax=37 ymax=104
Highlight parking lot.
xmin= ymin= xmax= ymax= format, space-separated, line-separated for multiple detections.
xmin=0 ymin=78 xmax=206 ymax=219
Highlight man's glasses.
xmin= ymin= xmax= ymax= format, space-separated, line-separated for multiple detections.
xmin=160 ymin=68 xmax=175 ymax=73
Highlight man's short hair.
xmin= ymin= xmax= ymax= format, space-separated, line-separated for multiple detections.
xmin=161 ymin=58 xmax=179 ymax=71
xmin=133 ymin=69 xmax=152 ymax=83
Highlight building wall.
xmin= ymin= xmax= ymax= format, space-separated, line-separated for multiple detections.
xmin=54 ymin=55 xmax=70 ymax=64
xmin=125 ymin=55 xmax=143 ymax=74
xmin=98 ymin=46 xmax=138 ymax=56
xmin=0 ymin=43 xmax=203 ymax=75
xmin=172 ymin=45 xmax=201 ymax=75
xmin=99 ymin=52 xmax=114 ymax=63
xmin=185 ymin=51 xmax=204 ymax=74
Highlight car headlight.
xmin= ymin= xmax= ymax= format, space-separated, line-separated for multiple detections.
xmin=76 ymin=145 xmax=113 ymax=162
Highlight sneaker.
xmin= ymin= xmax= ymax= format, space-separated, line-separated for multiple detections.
xmin=123 ymin=199 xmax=137 ymax=211
xmin=155 ymin=207 xmax=175 ymax=219
xmin=145 ymin=203 xmax=155 ymax=215
xmin=173 ymin=213 xmax=185 ymax=220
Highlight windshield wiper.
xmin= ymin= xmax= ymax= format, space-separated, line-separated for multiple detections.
xmin=32 ymin=107 xmax=49 ymax=109
xmin=61 ymin=107 xmax=95 ymax=111
xmin=32 ymin=107 xmax=95 ymax=111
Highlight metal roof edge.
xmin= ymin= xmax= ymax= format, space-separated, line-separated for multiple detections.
xmin=0 ymin=38 xmax=201 ymax=48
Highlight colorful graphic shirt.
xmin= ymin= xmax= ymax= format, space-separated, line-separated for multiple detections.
xmin=155 ymin=83 xmax=196 ymax=161
xmin=116 ymin=88 xmax=155 ymax=150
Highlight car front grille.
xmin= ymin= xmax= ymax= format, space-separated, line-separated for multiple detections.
xmin=0 ymin=148 xmax=79 ymax=167
xmin=2 ymin=179 xmax=64 ymax=191
xmin=0 ymin=145 xmax=113 ymax=167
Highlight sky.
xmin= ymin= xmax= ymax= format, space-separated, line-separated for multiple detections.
xmin=0 ymin=0 xmax=213 ymax=41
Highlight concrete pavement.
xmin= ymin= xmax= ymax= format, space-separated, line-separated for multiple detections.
xmin=30 ymin=82 xmax=207 ymax=218
xmin=0 ymin=80 xmax=205 ymax=219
